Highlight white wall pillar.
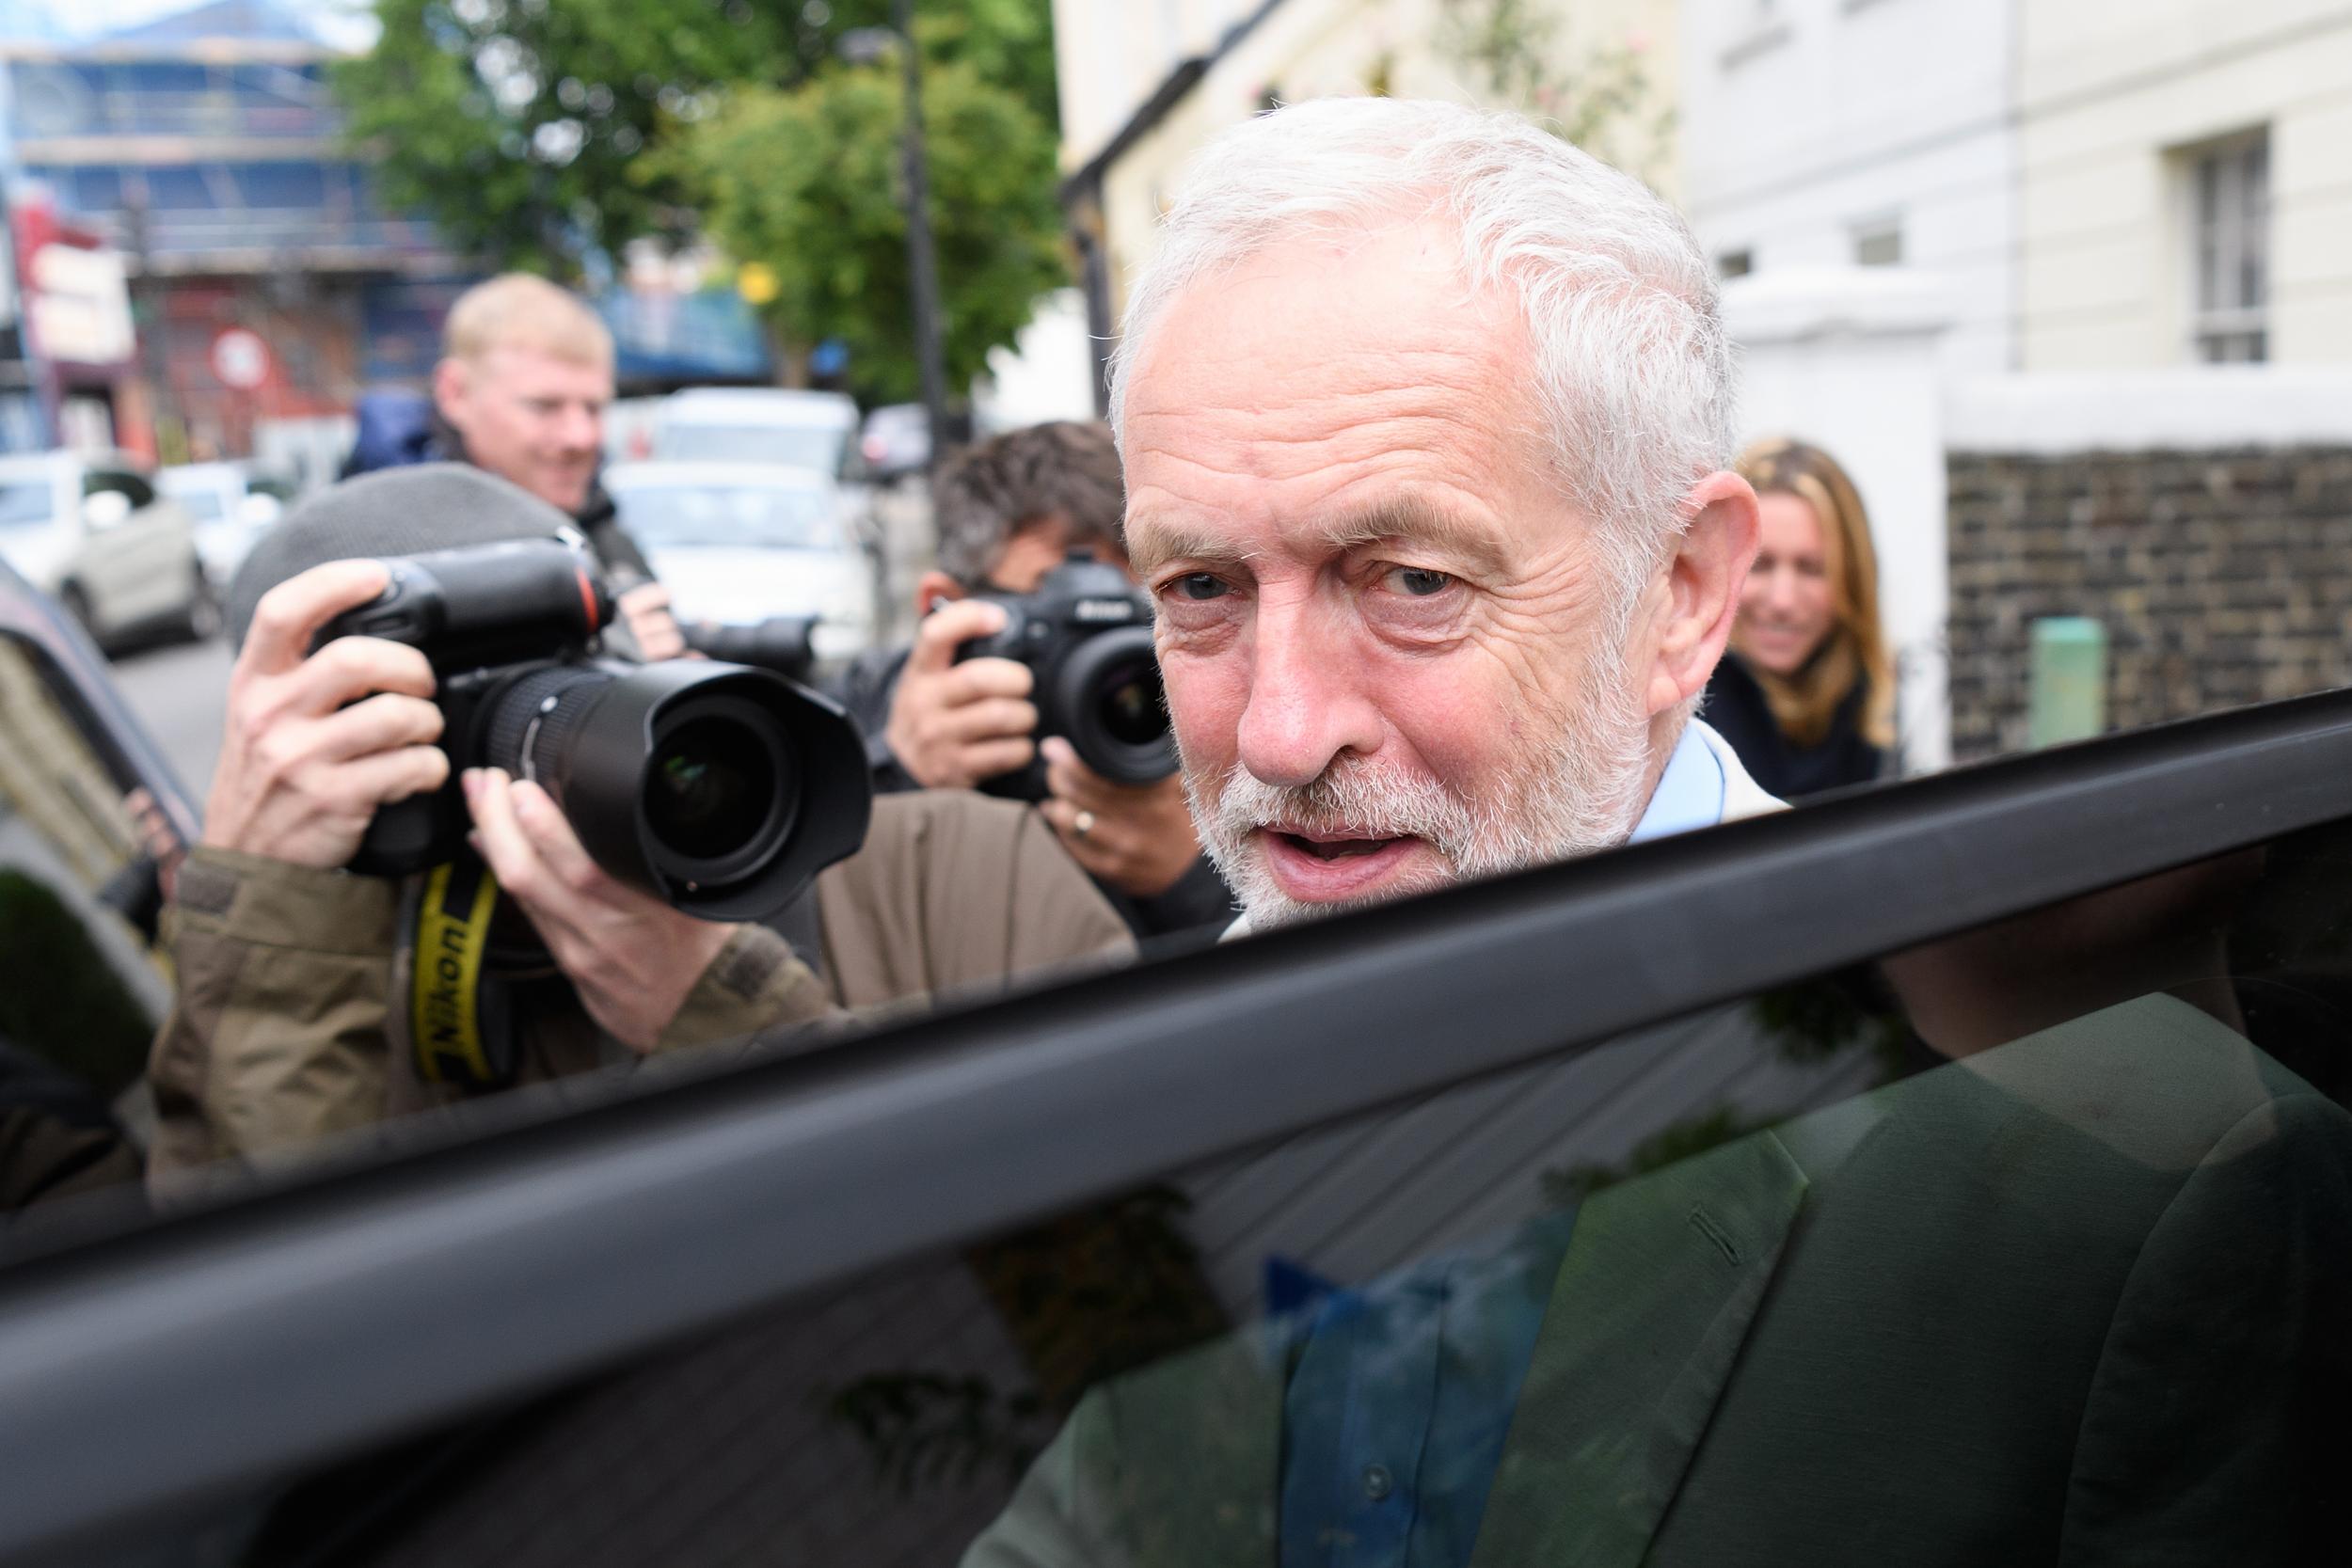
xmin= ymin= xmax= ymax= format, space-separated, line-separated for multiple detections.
xmin=1722 ymin=266 xmax=1955 ymax=771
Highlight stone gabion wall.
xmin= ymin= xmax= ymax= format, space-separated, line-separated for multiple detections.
xmin=1945 ymin=447 xmax=2352 ymax=762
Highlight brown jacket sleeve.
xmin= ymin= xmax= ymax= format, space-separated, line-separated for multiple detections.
xmin=148 ymin=847 xmax=403 ymax=1181
xmin=803 ymin=790 xmax=1134 ymax=1021
xmin=149 ymin=792 xmax=1125 ymax=1182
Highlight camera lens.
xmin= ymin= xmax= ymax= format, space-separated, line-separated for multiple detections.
xmin=646 ymin=715 xmax=777 ymax=863
xmin=1095 ymin=657 xmax=1168 ymax=749
xmin=1054 ymin=626 xmax=1179 ymax=785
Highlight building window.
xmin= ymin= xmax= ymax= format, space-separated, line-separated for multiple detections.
xmin=1717 ymin=249 xmax=1754 ymax=280
xmin=1852 ymin=219 xmax=1902 ymax=268
xmin=2188 ymin=131 xmax=2269 ymax=363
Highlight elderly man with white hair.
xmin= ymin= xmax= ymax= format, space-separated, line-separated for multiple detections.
xmin=1115 ymin=100 xmax=1775 ymax=939
xmin=961 ymin=91 xmax=1773 ymax=1564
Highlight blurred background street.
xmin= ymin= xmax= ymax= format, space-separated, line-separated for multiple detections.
xmin=0 ymin=0 xmax=2348 ymax=797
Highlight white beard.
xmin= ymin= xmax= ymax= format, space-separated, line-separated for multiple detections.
xmin=1184 ymin=654 xmax=1656 ymax=929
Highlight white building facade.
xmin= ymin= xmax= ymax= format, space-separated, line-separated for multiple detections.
xmin=1680 ymin=0 xmax=2018 ymax=378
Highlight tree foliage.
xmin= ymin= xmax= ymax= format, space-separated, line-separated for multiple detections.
xmin=336 ymin=0 xmax=792 ymax=277
xmin=666 ymin=54 xmax=1067 ymax=405
xmin=336 ymin=0 xmax=1061 ymax=281
xmin=335 ymin=1 xmax=1069 ymax=399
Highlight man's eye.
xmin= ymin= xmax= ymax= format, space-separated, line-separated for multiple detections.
xmin=1387 ymin=566 xmax=1455 ymax=598
xmin=1174 ymin=573 xmax=1229 ymax=601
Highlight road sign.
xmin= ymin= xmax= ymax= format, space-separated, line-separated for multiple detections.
xmin=209 ymin=327 xmax=271 ymax=391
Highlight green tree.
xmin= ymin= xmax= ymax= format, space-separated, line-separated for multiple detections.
xmin=335 ymin=0 xmax=792 ymax=277
xmin=334 ymin=0 xmax=1060 ymax=281
xmin=667 ymin=55 xmax=1067 ymax=405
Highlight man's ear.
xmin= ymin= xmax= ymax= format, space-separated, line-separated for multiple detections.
xmin=914 ymin=569 xmax=966 ymax=617
xmin=1643 ymin=470 xmax=1760 ymax=719
xmin=430 ymin=356 xmax=470 ymax=431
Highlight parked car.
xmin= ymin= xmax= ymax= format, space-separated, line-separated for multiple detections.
xmin=858 ymin=401 xmax=932 ymax=481
xmin=650 ymin=387 xmax=866 ymax=481
xmin=5 ymin=687 xmax=2350 ymax=1564
xmin=156 ymin=461 xmax=294 ymax=592
xmin=0 ymin=451 xmax=215 ymax=651
xmin=602 ymin=460 xmax=880 ymax=662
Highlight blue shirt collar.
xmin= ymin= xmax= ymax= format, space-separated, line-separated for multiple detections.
xmin=1628 ymin=723 xmax=1724 ymax=845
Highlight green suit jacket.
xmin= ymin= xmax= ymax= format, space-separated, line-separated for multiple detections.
xmin=962 ymin=995 xmax=2352 ymax=1567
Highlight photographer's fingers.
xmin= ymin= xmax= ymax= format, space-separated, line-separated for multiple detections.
xmin=309 ymin=691 xmax=444 ymax=763
xmin=506 ymin=778 xmax=612 ymax=897
xmin=280 ymin=635 xmax=437 ymax=718
xmin=463 ymin=768 xmax=562 ymax=913
xmin=939 ymin=657 xmax=1034 ymax=705
xmin=905 ymin=598 xmax=1009 ymax=674
xmin=237 ymin=561 xmax=392 ymax=681
xmin=1039 ymin=736 xmax=1120 ymax=812
xmin=939 ymin=696 xmax=1039 ymax=745
xmin=1039 ymin=797 xmax=1118 ymax=876
xmin=961 ymin=736 xmax=1037 ymax=782
xmin=334 ymin=739 xmax=452 ymax=813
xmin=619 ymin=583 xmax=687 ymax=662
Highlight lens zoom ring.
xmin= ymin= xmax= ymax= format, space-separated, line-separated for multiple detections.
xmin=480 ymin=665 xmax=611 ymax=784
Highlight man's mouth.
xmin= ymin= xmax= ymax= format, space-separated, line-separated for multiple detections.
xmin=1274 ymin=830 xmax=1401 ymax=861
xmin=1255 ymin=825 xmax=1428 ymax=901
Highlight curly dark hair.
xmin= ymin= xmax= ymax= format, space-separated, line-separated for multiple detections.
xmin=932 ymin=421 xmax=1126 ymax=588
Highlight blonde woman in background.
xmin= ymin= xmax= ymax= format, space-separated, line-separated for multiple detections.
xmin=1704 ymin=438 xmax=1897 ymax=798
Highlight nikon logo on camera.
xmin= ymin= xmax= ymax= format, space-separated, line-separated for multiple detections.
xmin=1073 ymin=599 xmax=1137 ymax=624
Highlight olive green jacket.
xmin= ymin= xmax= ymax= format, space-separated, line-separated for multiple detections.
xmin=149 ymin=790 xmax=1133 ymax=1183
xmin=963 ymin=994 xmax=2352 ymax=1567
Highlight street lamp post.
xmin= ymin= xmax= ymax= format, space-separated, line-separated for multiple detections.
xmin=891 ymin=0 xmax=951 ymax=470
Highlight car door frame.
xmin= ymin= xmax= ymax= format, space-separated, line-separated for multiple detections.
xmin=4 ymin=688 xmax=2352 ymax=1558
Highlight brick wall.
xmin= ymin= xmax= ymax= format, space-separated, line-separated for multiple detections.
xmin=1945 ymin=447 xmax=2352 ymax=762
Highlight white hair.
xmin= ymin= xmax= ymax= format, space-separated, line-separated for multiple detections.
xmin=1109 ymin=97 xmax=1735 ymax=612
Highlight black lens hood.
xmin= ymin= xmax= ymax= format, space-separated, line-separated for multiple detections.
xmin=538 ymin=659 xmax=873 ymax=920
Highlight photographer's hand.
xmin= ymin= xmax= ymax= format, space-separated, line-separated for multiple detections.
xmin=1037 ymin=736 xmax=1204 ymax=899
xmin=463 ymin=767 xmax=734 ymax=1053
xmin=202 ymin=560 xmax=450 ymax=870
xmin=617 ymin=582 xmax=690 ymax=661
xmin=882 ymin=599 xmax=1038 ymax=790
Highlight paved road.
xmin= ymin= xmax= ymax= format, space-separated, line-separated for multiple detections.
xmin=110 ymin=636 xmax=232 ymax=806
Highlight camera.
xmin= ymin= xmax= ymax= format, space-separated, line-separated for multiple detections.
xmin=957 ymin=550 xmax=1177 ymax=796
xmin=682 ymin=615 xmax=818 ymax=685
xmin=317 ymin=538 xmax=871 ymax=920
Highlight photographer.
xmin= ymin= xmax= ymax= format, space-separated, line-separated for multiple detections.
xmin=834 ymin=423 xmax=1232 ymax=938
xmin=146 ymin=468 xmax=1132 ymax=1179
xmin=348 ymin=273 xmax=689 ymax=662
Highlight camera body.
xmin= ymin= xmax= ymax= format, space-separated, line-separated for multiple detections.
xmin=957 ymin=550 xmax=1177 ymax=797
xmin=317 ymin=538 xmax=870 ymax=920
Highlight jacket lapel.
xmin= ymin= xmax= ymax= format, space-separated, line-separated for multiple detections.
xmin=1466 ymin=1130 xmax=1809 ymax=1568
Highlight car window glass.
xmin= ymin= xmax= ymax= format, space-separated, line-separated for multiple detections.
xmin=0 ymin=634 xmax=159 ymax=1229
xmin=612 ymin=483 xmax=837 ymax=550
xmin=657 ymin=425 xmax=845 ymax=472
xmin=82 ymin=470 xmax=157 ymax=510
xmin=0 ymin=481 xmax=54 ymax=529
xmin=170 ymin=487 xmax=227 ymax=524
xmin=53 ymin=804 xmax=2352 ymax=1568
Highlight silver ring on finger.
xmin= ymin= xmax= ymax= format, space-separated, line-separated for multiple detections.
xmin=1073 ymin=809 xmax=1096 ymax=842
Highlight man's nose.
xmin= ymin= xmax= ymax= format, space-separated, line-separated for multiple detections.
xmin=1233 ymin=596 xmax=1385 ymax=788
xmin=557 ymin=404 xmax=600 ymax=452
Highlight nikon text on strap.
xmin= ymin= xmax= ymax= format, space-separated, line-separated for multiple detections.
xmin=412 ymin=856 xmax=517 ymax=1090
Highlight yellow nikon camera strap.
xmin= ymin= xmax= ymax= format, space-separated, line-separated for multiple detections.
xmin=412 ymin=856 xmax=508 ymax=1088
